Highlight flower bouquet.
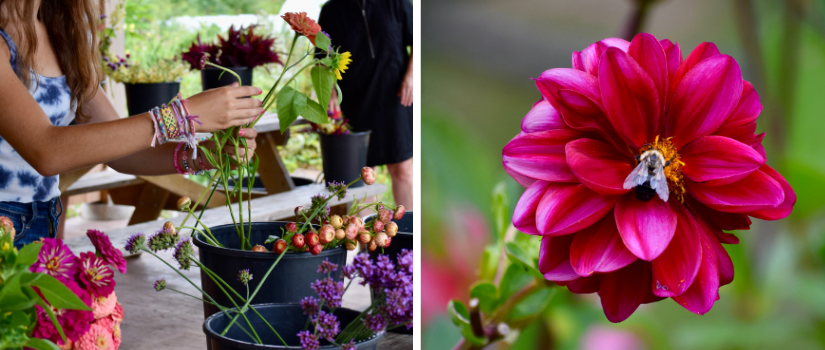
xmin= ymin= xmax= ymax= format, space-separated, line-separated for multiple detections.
xmin=0 ymin=223 xmax=127 ymax=350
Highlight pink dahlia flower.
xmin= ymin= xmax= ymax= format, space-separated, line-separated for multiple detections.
xmin=502 ymin=33 xmax=795 ymax=322
xmin=87 ymin=229 xmax=127 ymax=274
xmin=79 ymin=252 xmax=116 ymax=298
xmin=30 ymin=237 xmax=78 ymax=282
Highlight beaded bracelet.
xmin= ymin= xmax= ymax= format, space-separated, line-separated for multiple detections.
xmin=173 ymin=142 xmax=188 ymax=175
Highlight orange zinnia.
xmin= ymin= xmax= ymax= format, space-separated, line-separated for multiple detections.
xmin=281 ymin=12 xmax=322 ymax=45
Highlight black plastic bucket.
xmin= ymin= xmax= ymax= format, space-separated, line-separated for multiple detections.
xmin=366 ymin=211 xmax=413 ymax=334
xmin=202 ymin=66 xmax=253 ymax=90
xmin=203 ymin=304 xmax=384 ymax=349
xmin=193 ymin=222 xmax=346 ymax=320
xmin=319 ymin=131 xmax=371 ymax=188
xmin=123 ymin=82 xmax=180 ymax=116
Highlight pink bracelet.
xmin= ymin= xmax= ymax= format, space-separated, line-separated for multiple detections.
xmin=173 ymin=142 xmax=189 ymax=175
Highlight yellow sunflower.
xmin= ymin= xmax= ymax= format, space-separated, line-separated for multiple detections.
xmin=331 ymin=51 xmax=352 ymax=80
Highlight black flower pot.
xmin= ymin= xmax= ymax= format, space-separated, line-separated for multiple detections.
xmin=123 ymin=82 xmax=180 ymax=116
xmin=193 ymin=222 xmax=346 ymax=321
xmin=366 ymin=211 xmax=413 ymax=334
xmin=204 ymin=304 xmax=384 ymax=349
xmin=202 ymin=66 xmax=253 ymax=90
xmin=319 ymin=131 xmax=371 ymax=188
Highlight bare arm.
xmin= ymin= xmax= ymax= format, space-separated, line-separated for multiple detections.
xmin=0 ymin=46 xmax=262 ymax=177
xmin=398 ymin=47 xmax=413 ymax=107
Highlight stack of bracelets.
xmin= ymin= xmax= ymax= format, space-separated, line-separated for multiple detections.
xmin=148 ymin=93 xmax=211 ymax=175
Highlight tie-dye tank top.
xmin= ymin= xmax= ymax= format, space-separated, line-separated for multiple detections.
xmin=0 ymin=27 xmax=75 ymax=202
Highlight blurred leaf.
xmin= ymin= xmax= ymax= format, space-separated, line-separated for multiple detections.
xmin=785 ymin=159 xmax=825 ymax=219
xmin=16 ymin=241 xmax=42 ymax=268
xmin=23 ymin=338 xmax=59 ymax=350
xmin=315 ymin=32 xmax=331 ymax=52
xmin=447 ymin=299 xmax=470 ymax=327
xmin=301 ymin=99 xmax=330 ymax=125
xmin=29 ymin=274 xmax=91 ymax=311
xmin=479 ymin=243 xmax=501 ymax=281
xmin=507 ymin=287 xmax=556 ymax=321
xmin=505 ymin=242 xmax=542 ymax=279
xmin=499 ymin=264 xmax=533 ymax=303
xmin=0 ymin=274 xmax=31 ymax=311
xmin=311 ymin=65 xmax=335 ymax=112
xmin=470 ymin=282 xmax=499 ymax=315
xmin=491 ymin=182 xmax=509 ymax=242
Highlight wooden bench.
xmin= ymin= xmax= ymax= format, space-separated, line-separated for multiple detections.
xmin=63 ymin=183 xmax=387 ymax=254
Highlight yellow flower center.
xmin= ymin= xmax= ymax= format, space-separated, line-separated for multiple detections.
xmin=637 ymin=136 xmax=685 ymax=202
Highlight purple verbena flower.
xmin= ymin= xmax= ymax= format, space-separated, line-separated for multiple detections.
xmin=315 ymin=310 xmax=340 ymax=341
xmin=317 ymin=258 xmax=338 ymax=274
xmin=297 ymin=330 xmax=320 ymax=350
xmin=173 ymin=238 xmax=194 ymax=270
xmin=300 ymin=296 xmax=320 ymax=320
xmin=311 ymin=277 xmax=344 ymax=308
xmin=363 ymin=313 xmax=386 ymax=333
xmin=124 ymin=233 xmax=145 ymax=254
xmin=341 ymin=339 xmax=357 ymax=350
xmin=237 ymin=269 xmax=253 ymax=286
xmin=154 ymin=278 xmax=167 ymax=291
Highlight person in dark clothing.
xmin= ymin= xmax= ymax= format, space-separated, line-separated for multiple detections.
xmin=318 ymin=0 xmax=414 ymax=209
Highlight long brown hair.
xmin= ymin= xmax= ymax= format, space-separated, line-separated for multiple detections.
xmin=0 ymin=0 xmax=102 ymax=122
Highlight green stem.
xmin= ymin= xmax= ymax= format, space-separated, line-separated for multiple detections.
xmin=206 ymin=62 xmax=243 ymax=86
xmin=167 ymin=287 xmax=215 ymax=305
xmin=255 ymin=60 xmax=319 ymax=127
xmin=220 ymin=247 xmax=289 ymax=335
xmin=179 ymin=172 xmax=220 ymax=229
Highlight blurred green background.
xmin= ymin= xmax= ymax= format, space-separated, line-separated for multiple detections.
xmin=421 ymin=0 xmax=825 ymax=349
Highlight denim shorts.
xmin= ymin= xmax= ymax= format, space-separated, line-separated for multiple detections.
xmin=4 ymin=197 xmax=63 ymax=249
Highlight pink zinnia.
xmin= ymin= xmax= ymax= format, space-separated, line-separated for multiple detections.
xmin=79 ymin=252 xmax=116 ymax=298
xmin=30 ymin=237 xmax=78 ymax=282
xmin=92 ymin=292 xmax=118 ymax=319
xmin=503 ymin=33 xmax=795 ymax=322
xmin=87 ymin=229 xmax=127 ymax=274
xmin=74 ymin=322 xmax=114 ymax=350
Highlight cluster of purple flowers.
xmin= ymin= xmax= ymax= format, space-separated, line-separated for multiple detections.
xmin=317 ymin=258 xmax=339 ymax=274
xmin=300 ymin=296 xmax=320 ymax=320
xmin=102 ymin=54 xmax=130 ymax=71
xmin=153 ymin=277 xmax=166 ymax=292
xmin=315 ymin=311 xmax=340 ymax=341
xmin=297 ymin=330 xmax=320 ymax=350
xmin=237 ymin=269 xmax=253 ymax=286
xmin=311 ymin=277 xmax=345 ymax=309
xmin=173 ymin=238 xmax=194 ymax=270
xmin=350 ymin=251 xmax=414 ymax=329
xmin=309 ymin=194 xmax=331 ymax=219
xmin=124 ymin=233 xmax=146 ymax=254
xmin=147 ymin=227 xmax=178 ymax=252
xmin=326 ymin=181 xmax=347 ymax=200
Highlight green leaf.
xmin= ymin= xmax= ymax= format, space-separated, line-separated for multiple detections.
xmin=263 ymin=235 xmax=280 ymax=244
xmin=446 ymin=299 xmax=470 ymax=327
xmin=315 ymin=31 xmax=331 ymax=52
xmin=301 ymin=99 xmax=330 ymax=124
xmin=311 ymin=66 xmax=335 ymax=113
xmin=30 ymin=274 xmax=91 ymax=311
xmin=479 ymin=243 xmax=501 ymax=281
xmin=276 ymin=86 xmax=307 ymax=132
xmin=506 ymin=287 xmax=556 ymax=321
xmin=499 ymin=264 xmax=532 ymax=303
xmin=459 ymin=323 xmax=487 ymax=345
xmin=491 ymin=182 xmax=509 ymax=242
xmin=16 ymin=241 xmax=42 ymax=267
xmin=469 ymin=282 xmax=498 ymax=315
xmin=505 ymin=242 xmax=542 ymax=279
xmin=23 ymin=338 xmax=60 ymax=350
xmin=35 ymin=297 xmax=67 ymax=344
xmin=0 ymin=274 xmax=32 ymax=311
xmin=335 ymin=83 xmax=343 ymax=105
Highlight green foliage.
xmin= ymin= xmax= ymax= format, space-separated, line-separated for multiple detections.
xmin=311 ymin=66 xmax=336 ymax=112
xmin=276 ymin=86 xmax=308 ymax=131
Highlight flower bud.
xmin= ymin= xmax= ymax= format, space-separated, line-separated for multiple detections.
xmin=358 ymin=232 xmax=371 ymax=244
xmin=384 ymin=236 xmax=392 ymax=248
xmin=291 ymin=233 xmax=306 ymax=249
xmin=177 ymin=197 xmax=192 ymax=211
xmin=345 ymin=224 xmax=359 ymax=240
xmin=367 ymin=239 xmax=378 ymax=252
xmin=385 ymin=222 xmax=398 ymax=237
xmin=335 ymin=228 xmax=346 ymax=240
xmin=345 ymin=240 xmax=357 ymax=251
xmin=251 ymin=245 xmax=268 ymax=252
xmin=378 ymin=209 xmax=393 ymax=224
xmin=351 ymin=217 xmax=365 ymax=230
xmin=305 ymin=232 xmax=320 ymax=247
xmin=0 ymin=216 xmax=15 ymax=240
xmin=310 ymin=244 xmax=323 ymax=255
xmin=330 ymin=215 xmax=343 ymax=229
xmin=341 ymin=215 xmax=350 ymax=225
xmin=286 ymin=222 xmax=298 ymax=233
xmin=163 ymin=221 xmax=177 ymax=236
xmin=374 ymin=232 xmax=388 ymax=247
xmin=294 ymin=206 xmax=304 ymax=216
xmin=319 ymin=225 xmax=335 ymax=244
xmin=372 ymin=220 xmax=384 ymax=233
xmin=361 ymin=167 xmax=376 ymax=185
xmin=273 ymin=239 xmax=288 ymax=254
xmin=394 ymin=205 xmax=406 ymax=220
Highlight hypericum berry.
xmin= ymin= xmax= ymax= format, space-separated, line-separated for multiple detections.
xmin=335 ymin=229 xmax=346 ymax=240
xmin=251 ymin=245 xmax=268 ymax=252
xmin=286 ymin=222 xmax=298 ymax=232
xmin=273 ymin=239 xmax=288 ymax=254
xmin=306 ymin=232 xmax=320 ymax=247
xmin=310 ymin=244 xmax=323 ymax=255
xmin=373 ymin=220 xmax=384 ymax=233
xmin=163 ymin=221 xmax=177 ymax=236
xmin=345 ymin=224 xmax=358 ymax=240
xmin=358 ymin=232 xmax=371 ymax=245
xmin=367 ymin=239 xmax=378 ymax=252
xmin=378 ymin=209 xmax=393 ymax=224
xmin=384 ymin=236 xmax=392 ymax=248
xmin=177 ymin=197 xmax=192 ymax=211
xmin=394 ymin=205 xmax=406 ymax=220
xmin=375 ymin=232 xmax=388 ymax=247
xmin=345 ymin=241 xmax=357 ymax=251
xmin=361 ymin=167 xmax=376 ymax=185
xmin=319 ymin=225 xmax=335 ymax=244
xmin=292 ymin=233 xmax=306 ymax=249
xmin=330 ymin=215 xmax=343 ymax=229
xmin=385 ymin=222 xmax=398 ymax=237
xmin=341 ymin=215 xmax=350 ymax=225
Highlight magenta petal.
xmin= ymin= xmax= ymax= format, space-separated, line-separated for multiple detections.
xmin=599 ymin=260 xmax=650 ymax=323
xmin=575 ymin=38 xmax=630 ymax=77
xmin=680 ymin=136 xmax=765 ymax=185
xmin=651 ymin=206 xmax=702 ymax=297
xmin=536 ymin=68 xmax=602 ymax=106
xmin=629 ymin=33 xmax=669 ymax=113
xmin=718 ymin=81 xmax=762 ymax=133
xmin=522 ymin=99 xmax=568 ymax=133
xmin=513 ymin=181 xmax=551 ymax=235
xmin=714 ymin=121 xmax=757 ymax=144
xmin=538 ymin=234 xmax=578 ymax=281
xmin=571 ymin=215 xmax=637 ymax=276
xmin=748 ymin=164 xmax=796 ymax=220
xmin=568 ymin=274 xmax=602 ymax=294
xmin=615 ymin=194 xmax=678 ymax=261
xmin=710 ymin=234 xmax=734 ymax=286
xmin=502 ymin=129 xmax=583 ymax=185
xmin=665 ymin=55 xmax=744 ymax=148
xmin=659 ymin=39 xmax=683 ymax=85
xmin=566 ymin=138 xmax=634 ymax=195
xmin=686 ymin=197 xmax=752 ymax=231
xmin=536 ymin=183 xmax=620 ymax=236
xmin=599 ymin=47 xmax=661 ymax=149
xmin=672 ymin=224 xmax=720 ymax=315
xmin=669 ymin=42 xmax=720 ymax=95
xmin=687 ymin=170 xmax=784 ymax=213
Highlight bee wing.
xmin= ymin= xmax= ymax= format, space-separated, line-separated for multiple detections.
xmin=623 ymin=162 xmax=648 ymax=190
xmin=651 ymin=166 xmax=669 ymax=202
